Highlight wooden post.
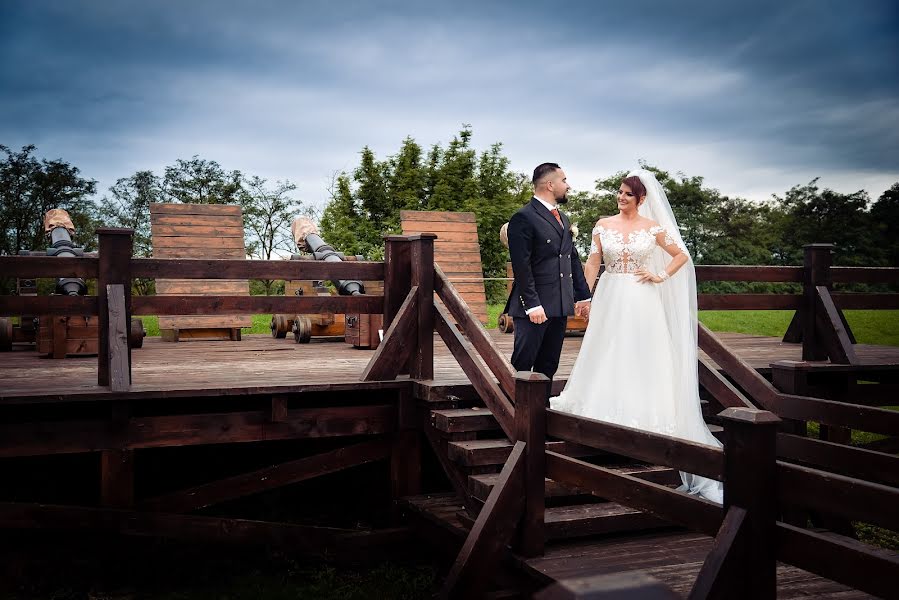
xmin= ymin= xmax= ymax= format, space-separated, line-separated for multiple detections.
xmin=97 ymin=228 xmax=134 ymax=387
xmin=514 ymin=371 xmax=548 ymax=557
xmin=390 ymin=387 xmax=421 ymax=521
xmin=770 ymin=361 xmax=809 ymax=528
xmin=801 ymin=244 xmax=833 ymax=361
xmin=382 ymin=235 xmax=412 ymax=330
xmin=409 ymin=234 xmax=436 ymax=380
xmin=100 ymin=449 xmax=134 ymax=508
xmin=382 ymin=235 xmax=412 ymax=377
xmin=106 ymin=284 xmax=130 ymax=392
xmin=719 ymin=407 xmax=781 ymax=600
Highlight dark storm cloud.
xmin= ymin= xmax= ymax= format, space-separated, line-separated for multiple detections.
xmin=0 ymin=0 xmax=896 ymax=205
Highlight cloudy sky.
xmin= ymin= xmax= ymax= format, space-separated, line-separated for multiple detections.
xmin=2 ymin=0 xmax=898 ymax=210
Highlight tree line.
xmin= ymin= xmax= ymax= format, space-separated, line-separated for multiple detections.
xmin=0 ymin=144 xmax=311 ymax=295
xmin=2 ymin=131 xmax=897 ymax=300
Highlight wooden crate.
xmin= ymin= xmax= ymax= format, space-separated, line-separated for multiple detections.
xmin=150 ymin=203 xmax=252 ymax=341
xmin=36 ymin=315 xmax=99 ymax=357
xmin=400 ymin=210 xmax=488 ymax=324
xmin=344 ymin=313 xmax=383 ymax=349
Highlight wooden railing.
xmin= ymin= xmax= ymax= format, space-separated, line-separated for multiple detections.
xmin=429 ymin=244 xmax=898 ymax=599
xmin=0 ymin=228 xmax=386 ymax=391
xmin=4 ymin=229 xmax=899 ymax=598
xmin=440 ymin=374 xmax=899 ymax=599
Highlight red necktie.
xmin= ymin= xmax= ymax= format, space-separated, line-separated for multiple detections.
xmin=551 ymin=207 xmax=563 ymax=226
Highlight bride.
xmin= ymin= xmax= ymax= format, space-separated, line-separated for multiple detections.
xmin=550 ymin=169 xmax=723 ymax=504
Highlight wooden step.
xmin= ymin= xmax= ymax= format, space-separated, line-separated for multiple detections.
xmin=468 ymin=473 xmax=580 ymax=502
xmin=543 ymin=503 xmax=668 ymax=540
xmin=447 ymin=439 xmax=596 ymax=467
xmin=468 ymin=464 xmax=680 ymax=502
xmin=457 ymin=502 xmax=668 ymax=540
xmin=431 ymin=407 xmax=500 ymax=433
xmin=433 ymin=407 xmax=726 ymax=443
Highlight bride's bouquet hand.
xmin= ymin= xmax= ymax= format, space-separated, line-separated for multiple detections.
xmin=635 ymin=268 xmax=662 ymax=284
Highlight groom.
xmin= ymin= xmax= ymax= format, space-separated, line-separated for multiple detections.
xmin=507 ymin=163 xmax=592 ymax=382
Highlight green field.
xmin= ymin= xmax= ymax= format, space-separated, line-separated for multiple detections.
xmin=139 ymin=310 xmax=899 ymax=347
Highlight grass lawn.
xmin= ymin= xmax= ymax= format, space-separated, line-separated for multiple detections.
xmin=141 ymin=309 xmax=898 ymax=347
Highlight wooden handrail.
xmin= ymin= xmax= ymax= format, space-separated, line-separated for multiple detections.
xmin=777 ymin=461 xmax=899 ymax=532
xmin=0 ymin=255 xmax=99 ymax=278
xmin=545 ymin=451 xmax=724 ymax=536
xmin=694 ymin=265 xmax=802 ymax=282
xmin=130 ymin=257 xmax=385 ymax=281
xmin=776 ymin=523 xmax=899 ymax=600
xmin=433 ymin=265 xmax=516 ymax=399
xmin=701 ymin=323 xmax=898 ymax=434
xmin=776 ymin=433 xmax=899 ymax=487
xmin=433 ymin=303 xmax=515 ymax=439
xmin=131 ymin=295 xmax=383 ymax=315
xmin=0 ymin=295 xmax=98 ymax=316
xmin=546 ymin=410 xmax=724 ymax=481
xmin=773 ymin=393 xmax=899 ymax=435
xmin=831 ymin=266 xmax=899 ymax=284
xmin=698 ymin=294 xmax=801 ymax=310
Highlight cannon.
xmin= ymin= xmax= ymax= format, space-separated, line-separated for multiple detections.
xmin=269 ymin=218 xmax=381 ymax=347
xmin=0 ymin=209 xmax=146 ymax=356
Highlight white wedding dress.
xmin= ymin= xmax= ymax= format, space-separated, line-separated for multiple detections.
xmin=550 ymin=170 xmax=723 ymax=504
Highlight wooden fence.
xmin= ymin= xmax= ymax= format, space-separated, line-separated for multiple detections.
xmin=2 ymin=229 xmax=898 ymax=599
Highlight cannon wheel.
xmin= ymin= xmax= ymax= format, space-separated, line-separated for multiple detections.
xmin=129 ymin=318 xmax=146 ymax=349
xmin=293 ymin=315 xmax=312 ymax=344
xmin=498 ymin=313 xmax=514 ymax=334
xmin=0 ymin=318 xmax=11 ymax=351
xmin=271 ymin=314 xmax=291 ymax=338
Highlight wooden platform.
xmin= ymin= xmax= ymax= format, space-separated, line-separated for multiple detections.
xmin=402 ymin=493 xmax=880 ymax=599
xmin=1 ymin=330 xmax=897 ymax=402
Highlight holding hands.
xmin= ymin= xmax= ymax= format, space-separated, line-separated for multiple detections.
xmin=575 ymin=300 xmax=591 ymax=320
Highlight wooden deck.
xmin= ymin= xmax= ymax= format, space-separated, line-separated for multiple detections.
xmin=2 ymin=330 xmax=897 ymax=403
xmin=402 ymin=493 xmax=880 ymax=599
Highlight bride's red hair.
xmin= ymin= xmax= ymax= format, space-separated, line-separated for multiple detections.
xmin=621 ymin=175 xmax=647 ymax=200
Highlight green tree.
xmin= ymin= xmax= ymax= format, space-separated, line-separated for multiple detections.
xmin=319 ymin=172 xmax=381 ymax=259
xmin=0 ymin=145 xmax=98 ymax=294
xmin=97 ymin=170 xmax=163 ymax=295
xmin=388 ymin=137 xmax=426 ymax=213
xmin=772 ymin=179 xmax=874 ymax=266
xmin=162 ymin=156 xmax=243 ymax=206
xmin=427 ymin=126 xmax=478 ymax=211
xmin=465 ymin=143 xmax=531 ymax=301
xmin=241 ymin=176 xmax=311 ymax=295
xmin=869 ymin=182 xmax=899 ymax=268
xmin=98 ymin=170 xmax=162 ymax=258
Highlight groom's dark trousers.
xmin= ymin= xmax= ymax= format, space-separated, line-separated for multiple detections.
xmin=506 ymin=198 xmax=591 ymax=381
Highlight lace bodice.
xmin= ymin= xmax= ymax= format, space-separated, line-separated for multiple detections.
xmin=590 ymin=225 xmax=680 ymax=273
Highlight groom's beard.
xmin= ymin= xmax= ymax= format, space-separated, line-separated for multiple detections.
xmin=556 ymin=194 xmax=569 ymax=205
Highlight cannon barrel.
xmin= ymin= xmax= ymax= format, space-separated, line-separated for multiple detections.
xmin=291 ymin=217 xmax=365 ymax=296
xmin=44 ymin=209 xmax=86 ymax=296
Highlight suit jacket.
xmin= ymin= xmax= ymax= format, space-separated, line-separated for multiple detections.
xmin=506 ymin=198 xmax=591 ymax=318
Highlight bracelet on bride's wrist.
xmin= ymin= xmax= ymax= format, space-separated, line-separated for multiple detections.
xmin=657 ymin=271 xmax=670 ymax=282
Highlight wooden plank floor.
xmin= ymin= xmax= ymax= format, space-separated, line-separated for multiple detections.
xmin=519 ymin=530 xmax=879 ymax=599
xmin=404 ymin=493 xmax=879 ymax=599
xmin=1 ymin=330 xmax=897 ymax=402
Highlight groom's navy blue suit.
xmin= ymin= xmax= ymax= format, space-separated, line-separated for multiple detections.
xmin=506 ymin=198 xmax=591 ymax=379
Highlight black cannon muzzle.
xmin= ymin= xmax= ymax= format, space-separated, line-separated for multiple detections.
xmin=302 ymin=233 xmax=365 ymax=296
xmin=47 ymin=226 xmax=86 ymax=296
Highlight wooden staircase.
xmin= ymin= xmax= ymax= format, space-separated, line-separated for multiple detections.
xmin=418 ymin=401 xmax=690 ymax=545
